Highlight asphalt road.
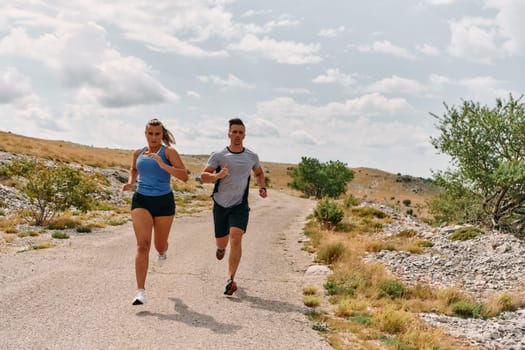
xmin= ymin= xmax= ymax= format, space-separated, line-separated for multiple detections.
xmin=0 ymin=190 xmax=333 ymax=350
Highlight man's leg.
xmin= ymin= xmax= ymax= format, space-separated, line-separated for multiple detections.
xmin=215 ymin=235 xmax=229 ymax=260
xmin=227 ymin=227 xmax=244 ymax=280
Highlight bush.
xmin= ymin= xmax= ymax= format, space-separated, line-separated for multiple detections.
xmin=402 ymin=199 xmax=411 ymax=207
xmin=51 ymin=231 xmax=70 ymax=239
xmin=374 ymin=307 xmax=414 ymax=334
xmin=314 ymin=199 xmax=344 ymax=227
xmin=317 ymin=242 xmax=345 ymax=264
xmin=47 ymin=217 xmax=81 ymax=230
xmin=3 ymin=158 xmax=100 ymax=225
xmin=312 ymin=322 xmax=330 ymax=332
xmin=344 ymin=194 xmax=360 ymax=207
xmin=378 ymin=279 xmax=406 ymax=298
xmin=76 ymin=226 xmax=92 ymax=233
xmin=351 ymin=206 xmax=389 ymax=219
xmin=451 ymin=300 xmax=486 ymax=318
xmin=303 ymin=296 xmax=322 ymax=307
xmin=449 ymin=226 xmax=481 ymax=241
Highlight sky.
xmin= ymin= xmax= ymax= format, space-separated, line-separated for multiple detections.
xmin=0 ymin=0 xmax=523 ymax=178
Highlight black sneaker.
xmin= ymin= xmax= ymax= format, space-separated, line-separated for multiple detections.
xmin=224 ymin=279 xmax=237 ymax=296
xmin=216 ymin=248 xmax=226 ymax=260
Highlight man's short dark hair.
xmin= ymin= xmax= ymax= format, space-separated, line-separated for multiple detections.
xmin=229 ymin=118 xmax=244 ymax=128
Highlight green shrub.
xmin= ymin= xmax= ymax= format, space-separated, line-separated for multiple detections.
xmin=344 ymin=194 xmax=360 ymax=207
xmin=402 ymin=199 xmax=411 ymax=207
xmin=378 ymin=279 xmax=406 ymax=298
xmin=451 ymin=300 xmax=486 ymax=318
xmin=108 ymin=219 xmax=127 ymax=226
xmin=76 ymin=226 xmax=92 ymax=233
xmin=314 ymin=199 xmax=344 ymax=227
xmin=450 ymin=226 xmax=481 ymax=241
xmin=349 ymin=314 xmax=372 ymax=325
xmin=51 ymin=231 xmax=70 ymax=239
xmin=17 ymin=231 xmax=38 ymax=237
xmin=312 ymin=322 xmax=330 ymax=332
xmin=421 ymin=240 xmax=434 ymax=247
xmin=379 ymin=336 xmax=412 ymax=350
xmin=47 ymin=218 xmax=81 ymax=230
xmin=351 ymin=206 xmax=389 ymax=219
xmin=3 ymin=158 xmax=100 ymax=225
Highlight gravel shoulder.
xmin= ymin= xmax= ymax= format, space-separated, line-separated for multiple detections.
xmin=0 ymin=190 xmax=333 ymax=350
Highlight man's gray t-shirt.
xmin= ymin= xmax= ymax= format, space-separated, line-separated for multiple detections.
xmin=206 ymin=147 xmax=261 ymax=208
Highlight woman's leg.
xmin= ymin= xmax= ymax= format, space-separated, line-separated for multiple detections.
xmin=131 ymin=208 xmax=154 ymax=289
xmin=153 ymin=215 xmax=175 ymax=255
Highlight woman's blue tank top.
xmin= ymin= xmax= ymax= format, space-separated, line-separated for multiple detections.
xmin=136 ymin=145 xmax=172 ymax=196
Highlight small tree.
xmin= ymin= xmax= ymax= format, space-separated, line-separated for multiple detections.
xmin=4 ymin=158 xmax=100 ymax=225
xmin=288 ymin=157 xmax=354 ymax=199
xmin=430 ymin=94 xmax=525 ymax=233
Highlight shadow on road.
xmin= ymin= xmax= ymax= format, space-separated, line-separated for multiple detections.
xmin=233 ymin=288 xmax=306 ymax=314
xmin=136 ymin=297 xmax=242 ymax=334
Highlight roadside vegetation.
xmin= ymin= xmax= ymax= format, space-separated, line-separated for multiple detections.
xmin=300 ymin=197 xmax=524 ymax=350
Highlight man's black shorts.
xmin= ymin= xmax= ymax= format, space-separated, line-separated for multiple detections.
xmin=213 ymin=201 xmax=250 ymax=238
xmin=131 ymin=191 xmax=175 ymax=217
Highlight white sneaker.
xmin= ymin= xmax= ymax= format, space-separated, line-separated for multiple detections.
xmin=157 ymin=252 xmax=167 ymax=267
xmin=132 ymin=289 xmax=146 ymax=305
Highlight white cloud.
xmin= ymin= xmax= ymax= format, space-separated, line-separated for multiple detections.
xmin=0 ymin=21 xmax=179 ymax=108
xmin=447 ymin=17 xmax=503 ymax=63
xmin=425 ymin=0 xmax=457 ymax=5
xmin=324 ymin=93 xmax=411 ymax=117
xmin=273 ymin=87 xmax=311 ymax=95
xmin=416 ymin=43 xmax=441 ymax=56
xmin=198 ymin=74 xmax=255 ymax=89
xmin=245 ymin=117 xmax=279 ymax=137
xmin=429 ymin=74 xmax=453 ymax=86
xmin=363 ymin=75 xmax=427 ymax=96
xmin=256 ymin=94 xmax=411 ymax=121
xmin=230 ymin=34 xmax=322 ymax=64
xmin=0 ymin=28 xmax=63 ymax=68
xmin=312 ymin=68 xmax=356 ymax=87
xmin=485 ymin=0 xmax=525 ymax=55
xmin=241 ymin=9 xmax=272 ymax=18
xmin=187 ymin=90 xmax=201 ymax=98
xmin=0 ymin=67 xmax=33 ymax=104
xmin=357 ymin=40 xmax=417 ymax=60
xmin=318 ymin=26 xmax=347 ymax=38
xmin=458 ymin=76 xmax=513 ymax=101
xmin=291 ymin=130 xmax=317 ymax=145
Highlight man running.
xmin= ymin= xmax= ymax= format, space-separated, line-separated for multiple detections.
xmin=201 ymin=118 xmax=267 ymax=295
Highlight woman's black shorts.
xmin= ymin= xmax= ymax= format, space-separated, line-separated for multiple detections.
xmin=213 ymin=201 xmax=250 ymax=238
xmin=131 ymin=191 xmax=175 ymax=217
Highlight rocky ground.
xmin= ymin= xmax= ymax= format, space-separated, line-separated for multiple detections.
xmin=365 ymin=203 xmax=525 ymax=350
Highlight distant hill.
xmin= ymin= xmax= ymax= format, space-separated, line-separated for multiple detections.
xmin=0 ymin=130 xmax=439 ymax=217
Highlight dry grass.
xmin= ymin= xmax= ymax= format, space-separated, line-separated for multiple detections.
xmin=305 ymin=203 xmax=483 ymax=350
xmin=304 ymin=296 xmax=322 ymax=307
xmin=303 ymin=285 xmax=319 ymax=295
